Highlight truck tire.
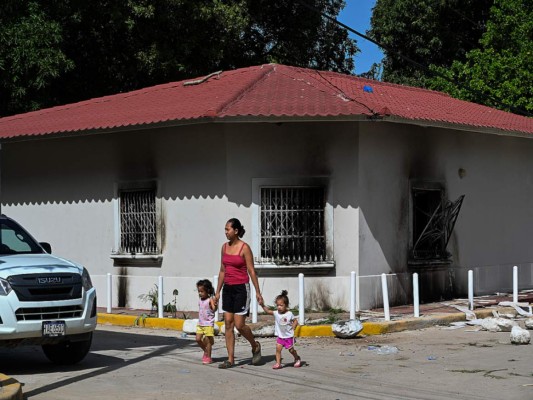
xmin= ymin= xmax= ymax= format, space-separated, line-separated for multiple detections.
xmin=42 ymin=332 xmax=93 ymax=365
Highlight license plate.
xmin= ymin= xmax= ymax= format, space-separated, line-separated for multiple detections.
xmin=42 ymin=321 xmax=66 ymax=337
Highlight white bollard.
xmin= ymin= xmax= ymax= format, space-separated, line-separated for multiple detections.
xmin=251 ymin=284 xmax=258 ymax=323
xmin=350 ymin=271 xmax=356 ymax=320
xmin=298 ymin=273 xmax=305 ymax=325
xmin=381 ymin=273 xmax=390 ymax=321
xmin=158 ymin=275 xmax=164 ymax=319
xmin=513 ymin=266 xmax=518 ymax=304
xmin=356 ymin=273 xmax=360 ymax=312
xmin=413 ymin=273 xmax=419 ymax=318
xmin=213 ymin=275 xmax=219 ymax=322
xmin=468 ymin=270 xmax=474 ymax=310
xmin=106 ymin=273 xmax=112 ymax=313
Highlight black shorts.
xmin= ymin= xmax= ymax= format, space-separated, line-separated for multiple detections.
xmin=222 ymin=283 xmax=250 ymax=315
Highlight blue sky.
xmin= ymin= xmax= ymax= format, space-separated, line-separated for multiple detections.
xmin=338 ymin=0 xmax=384 ymax=74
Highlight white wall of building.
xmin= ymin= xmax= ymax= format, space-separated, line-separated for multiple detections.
xmin=358 ymin=122 xmax=533 ymax=306
xmin=1 ymin=121 xmax=362 ymax=311
xmin=2 ymin=120 xmax=532 ymax=312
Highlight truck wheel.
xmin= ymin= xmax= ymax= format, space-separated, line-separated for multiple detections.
xmin=42 ymin=332 xmax=93 ymax=365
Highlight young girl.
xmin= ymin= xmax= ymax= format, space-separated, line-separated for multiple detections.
xmin=196 ymin=279 xmax=216 ymax=364
xmin=260 ymin=290 xmax=302 ymax=369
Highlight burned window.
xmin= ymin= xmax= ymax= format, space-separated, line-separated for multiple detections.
xmin=410 ymin=185 xmax=464 ymax=262
xmin=260 ymin=187 xmax=326 ymax=264
xmin=119 ymin=188 xmax=158 ymax=254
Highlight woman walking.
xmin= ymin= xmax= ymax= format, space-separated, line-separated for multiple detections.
xmin=214 ymin=218 xmax=264 ymax=369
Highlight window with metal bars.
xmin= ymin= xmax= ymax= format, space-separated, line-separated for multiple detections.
xmin=119 ymin=189 xmax=158 ymax=254
xmin=260 ymin=187 xmax=326 ymax=264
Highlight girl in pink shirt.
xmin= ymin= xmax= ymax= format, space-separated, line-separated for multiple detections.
xmin=196 ymin=279 xmax=216 ymax=364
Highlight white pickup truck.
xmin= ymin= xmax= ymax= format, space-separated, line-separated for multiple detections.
xmin=0 ymin=215 xmax=97 ymax=364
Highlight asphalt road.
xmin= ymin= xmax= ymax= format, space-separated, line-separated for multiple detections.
xmin=2 ymin=324 xmax=532 ymax=400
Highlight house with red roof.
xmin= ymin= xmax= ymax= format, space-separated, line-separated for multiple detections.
xmin=0 ymin=64 xmax=532 ymax=311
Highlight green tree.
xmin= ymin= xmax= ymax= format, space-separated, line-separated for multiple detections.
xmin=368 ymin=0 xmax=492 ymax=86
xmin=0 ymin=1 xmax=73 ymax=115
xmin=0 ymin=0 xmax=357 ymax=117
xmin=428 ymin=0 xmax=533 ymax=114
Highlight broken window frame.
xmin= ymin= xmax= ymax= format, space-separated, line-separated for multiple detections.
xmin=409 ymin=181 xmax=464 ymax=263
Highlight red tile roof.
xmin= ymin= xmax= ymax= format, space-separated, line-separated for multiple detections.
xmin=0 ymin=64 xmax=531 ymax=139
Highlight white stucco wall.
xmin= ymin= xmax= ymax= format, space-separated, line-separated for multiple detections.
xmin=1 ymin=121 xmax=361 ymax=310
xmin=2 ymin=120 xmax=532 ymax=312
xmin=358 ymin=122 xmax=533 ymax=306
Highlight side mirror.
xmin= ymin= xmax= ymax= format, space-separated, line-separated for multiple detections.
xmin=40 ymin=242 xmax=52 ymax=254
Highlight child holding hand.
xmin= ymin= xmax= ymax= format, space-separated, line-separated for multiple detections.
xmin=196 ymin=279 xmax=216 ymax=364
xmin=260 ymin=290 xmax=302 ymax=369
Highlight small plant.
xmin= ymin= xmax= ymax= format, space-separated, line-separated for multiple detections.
xmin=134 ymin=313 xmax=150 ymax=327
xmin=138 ymin=284 xmax=158 ymax=315
xmin=163 ymin=302 xmax=177 ymax=314
xmin=138 ymin=285 xmax=179 ymax=317
xmin=170 ymin=289 xmax=179 ymax=318
xmin=325 ymin=307 xmax=345 ymax=323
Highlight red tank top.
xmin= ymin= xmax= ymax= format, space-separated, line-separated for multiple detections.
xmin=222 ymin=242 xmax=249 ymax=285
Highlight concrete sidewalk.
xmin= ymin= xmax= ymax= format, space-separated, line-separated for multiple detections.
xmin=96 ymin=306 xmax=503 ymax=337
xmin=96 ymin=290 xmax=533 ymax=337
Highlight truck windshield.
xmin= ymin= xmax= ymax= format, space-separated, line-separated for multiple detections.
xmin=0 ymin=219 xmax=44 ymax=255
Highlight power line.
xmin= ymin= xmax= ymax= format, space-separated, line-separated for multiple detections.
xmin=295 ymin=0 xmax=532 ymax=117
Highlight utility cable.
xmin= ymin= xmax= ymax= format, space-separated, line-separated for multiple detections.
xmin=294 ymin=0 xmax=532 ymax=117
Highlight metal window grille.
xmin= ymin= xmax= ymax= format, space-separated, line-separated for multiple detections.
xmin=120 ymin=189 xmax=157 ymax=254
xmin=261 ymin=187 xmax=326 ymax=263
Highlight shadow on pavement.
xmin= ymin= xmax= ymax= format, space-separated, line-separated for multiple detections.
xmin=1 ymin=329 xmax=192 ymax=398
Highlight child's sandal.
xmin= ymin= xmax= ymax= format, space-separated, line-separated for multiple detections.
xmin=294 ymin=357 xmax=302 ymax=368
xmin=272 ymin=363 xmax=282 ymax=370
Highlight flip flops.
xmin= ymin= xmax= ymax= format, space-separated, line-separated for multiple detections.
xmin=218 ymin=360 xmax=234 ymax=369
xmin=294 ymin=357 xmax=302 ymax=368
xmin=252 ymin=341 xmax=262 ymax=365
xmin=272 ymin=363 xmax=282 ymax=370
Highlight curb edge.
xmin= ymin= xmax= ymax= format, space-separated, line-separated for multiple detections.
xmin=98 ymin=308 xmax=506 ymax=337
xmin=0 ymin=373 xmax=23 ymax=400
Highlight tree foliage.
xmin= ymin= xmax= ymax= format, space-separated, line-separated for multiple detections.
xmin=369 ymin=0 xmax=492 ymax=87
xmin=428 ymin=0 xmax=533 ymax=114
xmin=0 ymin=0 xmax=357 ymax=117
xmin=0 ymin=1 xmax=73 ymax=114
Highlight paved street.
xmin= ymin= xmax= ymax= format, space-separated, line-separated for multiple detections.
xmin=2 ymin=325 xmax=532 ymax=400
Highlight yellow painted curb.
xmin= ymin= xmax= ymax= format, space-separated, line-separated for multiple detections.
xmin=0 ymin=374 xmax=23 ymax=400
xmin=98 ymin=313 xmax=224 ymax=331
xmin=98 ymin=307 xmax=511 ymax=337
xmin=296 ymin=325 xmax=335 ymax=337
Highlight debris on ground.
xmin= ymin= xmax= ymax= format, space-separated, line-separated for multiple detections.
xmin=480 ymin=317 xmax=517 ymax=332
xmin=510 ymin=326 xmax=531 ymax=345
xmin=525 ymin=319 xmax=533 ymax=330
xmin=498 ymin=302 xmax=533 ymax=317
xmin=332 ymin=319 xmax=363 ymax=338
xmin=252 ymin=324 xmax=275 ymax=337
xmin=367 ymin=345 xmax=398 ymax=355
xmin=441 ymin=303 xmax=477 ymax=320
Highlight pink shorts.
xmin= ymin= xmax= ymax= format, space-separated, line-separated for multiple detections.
xmin=276 ymin=337 xmax=295 ymax=349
